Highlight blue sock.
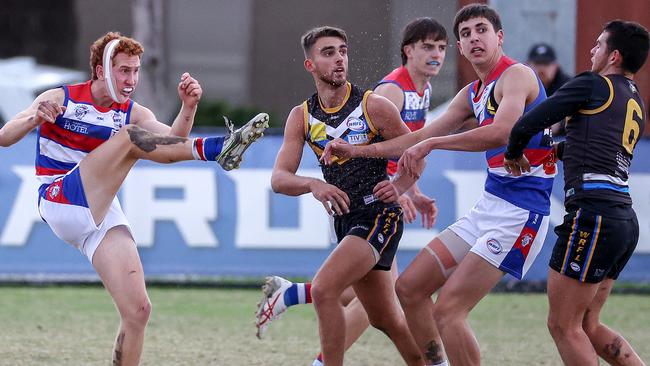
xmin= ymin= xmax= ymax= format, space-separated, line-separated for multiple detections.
xmin=192 ymin=137 xmax=224 ymax=161
xmin=283 ymin=283 xmax=312 ymax=307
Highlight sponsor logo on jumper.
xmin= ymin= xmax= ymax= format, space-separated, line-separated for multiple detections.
xmin=74 ymin=105 xmax=89 ymax=119
xmin=63 ymin=121 xmax=88 ymax=134
xmin=363 ymin=194 xmax=377 ymax=205
xmin=346 ymin=117 xmax=365 ymax=132
xmin=348 ymin=133 xmax=368 ymax=144
xmin=113 ymin=112 xmax=124 ymax=131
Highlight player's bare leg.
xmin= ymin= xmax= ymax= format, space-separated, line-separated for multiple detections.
xmin=93 ymin=226 xmax=150 ymax=366
xmin=80 ymin=114 xmax=268 ymax=224
xmin=433 ymin=253 xmax=504 ymax=366
xmin=78 ymin=124 xmax=194 ymax=224
xmin=80 ymin=117 xmax=266 ymax=365
xmin=310 ymin=236 xmax=376 ymax=366
xmin=311 ymin=235 xmax=422 ymax=366
xmin=547 ymin=270 xmax=644 ymax=366
xmin=582 ymin=278 xmax=645 ymax=366
xmin=341 ymin=296 xmax=370 ymax=347
xmin=547 ymin=269 xmax=601 ymax=365
xmin=396 ymin=238 xmax=450 ymax=364
xmin=353 ymin=266 xmax=423 ymax=366
xmin=339 ymin=285 xmax=358 ymax=305
xmin=254 ymin=278 xmax=365 ymax=341
xmin=333 ymin=260 xmax=397 ymax=356
xmin=309 ymin=257 xmax=398 ymax=365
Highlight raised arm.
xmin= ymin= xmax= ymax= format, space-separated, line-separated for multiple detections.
xmin=0 ymin=88 xmax=64 ymax=147
xmin=322 ymin=86 xmax=472 ymax=162
xmin=415 ymin=65 xmax=537 ymax=154
xmin=505 ymin=72 xmax=603 ymax=159
xmin=503 ymin=72 xmax=604 ymax=175
xmin=130 ymin=72 xmax=202 ymax=137
xmin=397 ymin=65 xmax=537 ymax=178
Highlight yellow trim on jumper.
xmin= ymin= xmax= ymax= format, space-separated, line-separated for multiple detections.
xmin=319 ymin=82 xmax=351 ymax=114
xmin=362 ymin=90 xmax=378 ymax=135
xmin=302 ymin=101 xmax=309 ymax=139
xmin=578 ymin=76 xmax=613 ymax=115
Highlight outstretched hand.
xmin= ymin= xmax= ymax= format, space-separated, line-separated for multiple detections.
xmin=503 ymin=155 xmax=531 ymax=177
xmin=310 ymin=180 xmax=350 ymax=216
xmin=34 ymin=101 xmax=66 ymax=125
xmin=397 ymin=142 xmax=429 ymax=179
xmin=398 ymin=195 xmax=417 ymax=223
xmin=320 ymin=138 xmax=354 ymax=165
xmin=178 ymin=72 xmax=202 ymax=108
xmin=373 ymin=180 xmax=399 ymax=203
xmin=410 ymin=192 xmax=437 ymax=229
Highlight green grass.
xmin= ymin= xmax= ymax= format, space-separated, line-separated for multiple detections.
xmin=0 ymin=287 xmax=648 ymax=365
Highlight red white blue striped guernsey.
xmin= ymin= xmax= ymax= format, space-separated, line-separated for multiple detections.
xmin=377 ymin=66 xmax=430 ymax=175
xmin=36 ymin=81 xmax=133 ymax=184
xmin=468 ymin=56 xmax=555 ymax=215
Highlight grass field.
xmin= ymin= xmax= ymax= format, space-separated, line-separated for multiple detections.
xmin=0 ymin=286 xmax=648 ymax=366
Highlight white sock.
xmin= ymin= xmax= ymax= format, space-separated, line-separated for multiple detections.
xmin=429 ymin=361 xmax=448 ymax=366
xmin=311 ymin=358 xmax=324 ymax=366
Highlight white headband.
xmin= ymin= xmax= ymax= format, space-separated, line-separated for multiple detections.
xmin=102 ymin=39 xmax=121 ymax=103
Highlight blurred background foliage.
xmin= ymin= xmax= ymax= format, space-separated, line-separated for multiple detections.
xmin=193 ymin=99 xmax=280 ymax=130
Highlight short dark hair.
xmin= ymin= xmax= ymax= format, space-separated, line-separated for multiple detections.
xmin=301 ymin=26 xmax=348 ymax=57
xmin=603 ymin=20 xmax=650 ymax=73
xmin=453 ymin=3 xmax=502 ymax=41
xmin=400 ymin=17 xmax=448 ymax=65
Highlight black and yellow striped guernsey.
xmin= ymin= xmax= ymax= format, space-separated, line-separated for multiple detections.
xmin=303 ymin=82 xmax=390 ymax=211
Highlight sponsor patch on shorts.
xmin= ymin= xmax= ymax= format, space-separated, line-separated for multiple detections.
xmin=486 ymin=238 xmax=502 ymax=254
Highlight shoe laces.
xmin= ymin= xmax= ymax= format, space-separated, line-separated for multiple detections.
xmin=258 ymin=294 xmax=280 ymax=326
xmin=222 ymin=116 xmax=236 ymax=135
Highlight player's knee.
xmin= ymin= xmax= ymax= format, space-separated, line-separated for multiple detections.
xmin=546 ymin=312 xmax=571 ymax=339
xmin=368 ymin=316 xmax=392 ymax=333
xmin=367 ymin=310 xmax=400 ymax=334
xmin=432 ymin=301 xmax=456 ymax=331
xmin=432 ymin=304 xmax=446 ymax=330
xmin=115 ymin=124 xmax=137 ymax=138
xmin=121 ymin=298 xmax=152 ymax=328
xmin=114 ymin=125 xmax=141 ymax=151
xmin=395 ymin=276 xmax=418 ymax=306
xmin=133 ymin=298 xmax=152 ymax=326
xmin=581 ymin=316 xmax=601 ymax=339
xmin=310 ymin=280 xmax=339 ymax=306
